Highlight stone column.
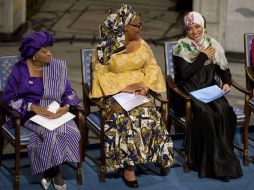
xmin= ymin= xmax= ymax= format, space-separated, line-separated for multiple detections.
xmin=193 ymin=0 xmax=227 ymax=47
xmin=0 ymin=0 xmax=26 ymax=39
xmin=225 ymin=0 xmax=254 ymax=53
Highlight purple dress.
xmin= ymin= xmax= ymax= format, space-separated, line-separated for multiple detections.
xmin=2 ymin=58 xmax=81 ymax=175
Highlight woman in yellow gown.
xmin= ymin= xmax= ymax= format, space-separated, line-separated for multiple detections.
xmin=90 ymin=4 xmax=174 ymax=188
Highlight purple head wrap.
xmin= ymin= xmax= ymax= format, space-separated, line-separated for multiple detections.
xmin=19 ymin=31 xmax=55 ymax=59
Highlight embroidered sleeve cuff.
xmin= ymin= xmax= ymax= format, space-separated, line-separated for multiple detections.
xmin=28 ymin=103 xmax=32 ymax=111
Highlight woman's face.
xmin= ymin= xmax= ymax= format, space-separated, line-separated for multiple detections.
xmin=33 ymin=47 xmax=52 ymax=66
xmin=186 ymin=23 xmax=204 ymax=42
xmin=125 ymin=15 xmax=142 ymax=41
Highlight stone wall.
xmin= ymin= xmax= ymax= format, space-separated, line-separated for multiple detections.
xmin=225 ymin=0 xmax=254 ymax=52
xmin=193 ymin=0 xmax=254 ymax=53
xmin=0 ymin=0 xmax=26 ymax=37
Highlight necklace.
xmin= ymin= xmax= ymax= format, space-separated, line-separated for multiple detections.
xmin=29 ymin=61 xmax=44 ymax=71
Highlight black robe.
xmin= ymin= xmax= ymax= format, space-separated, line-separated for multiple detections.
xmin=172 ymin=52 xmax=243 ymax=179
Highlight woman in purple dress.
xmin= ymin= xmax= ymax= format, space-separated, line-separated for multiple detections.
xmin=2 ymin=31 xmax=80 ymax=190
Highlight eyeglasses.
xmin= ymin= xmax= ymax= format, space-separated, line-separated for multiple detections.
xmin=128 ymin=23 xmax=142 ymax=29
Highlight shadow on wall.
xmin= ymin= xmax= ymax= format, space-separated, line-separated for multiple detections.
xmin=175 ymin=0 xmax=193 ymax=12
xmin=27 ymin=0 xmax=45 ymax=18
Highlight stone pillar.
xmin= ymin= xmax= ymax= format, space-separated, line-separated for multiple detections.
xmin=225 ymin=0 xmax=254 ymax=53
xmin=0 ymin=0 xmax=26 ymax=39
xmin=193 ymin=0 xmax=227 ymax=47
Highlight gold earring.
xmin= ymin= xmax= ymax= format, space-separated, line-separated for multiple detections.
xmin=32 ymin=57 xmax=35 ymax=61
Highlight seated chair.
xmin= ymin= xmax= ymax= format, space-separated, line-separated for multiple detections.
xmin=81 ymin=48 xmax=169 ymax=182
xmin=0 ymin=55 xmax=84 ymax=190
xmin=243 ymin=33 xmax=254 ymax=163
xmin=164 ymin=41 xmax=252 ymax=171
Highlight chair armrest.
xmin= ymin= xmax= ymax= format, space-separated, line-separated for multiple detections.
xmin=69 ymin=106 xmax=84 ymax=115
xmin=83 ymin=85 xmax=90 ymax=97
xmin=69 ymin=106 xmax=84 ymax=135
xmin=0 ymin=99 xmax=20 ymax=118
xmin=149 ymin=91 xmax=168 ymax=103
xmin=245 ymin=66 xmax=254 ymax=82
xmin=167 ymin=77 xmax=192 ymax=126
xmin=0 ymin=99 xmax=21 ymax=143
xmin=90 ymin=98 xmax=106 ymax=109
xmin=167 ymin=77 xmax=191 ymax=100
xmin=231 ymin=78 xmax=252 ymax=95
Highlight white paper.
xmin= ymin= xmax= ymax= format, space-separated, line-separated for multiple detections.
xmin=29 ymin=101 xmax=75 ymax=131
xmin=190 ymin=85 xmax=230 ymax=103
xmin=113 ymin=92 xmax=149 ymax=111
xmin=47 ymin=101 xmax=60 ymax=113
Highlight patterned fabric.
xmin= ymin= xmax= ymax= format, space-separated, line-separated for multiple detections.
xmin=25 ymin=58 xmax=80 ymax=174
xmin=172 ymin=31 xmax=229 ymax=70
xmin=0 ymin=56 xmax=21 ymax=91
xmin=165 ymin=41 xmax=177 ymax=77
xmin=81 ymin=49 xmax=93 ymax=88
xmin=96 ymin=4 xmax=136 ymax=64
xmin=103 ymin=97 xmax=174 ymax=172
xmin=2 ymin=121 xmax=33 ymax=145
xmin=90 ymin=39 xmax=166 ymax=98
xmin=19 ymin=31 xmax=54 ymax=59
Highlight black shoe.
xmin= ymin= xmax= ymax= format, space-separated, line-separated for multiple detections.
xmin=121 ymin=173 xmax=139 ymax=188
xmin=219 ymin=176 xmax=231 ymax=182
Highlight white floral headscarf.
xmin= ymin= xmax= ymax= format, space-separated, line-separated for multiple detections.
xmin=173 ymin=12 xmax=229 ymax=70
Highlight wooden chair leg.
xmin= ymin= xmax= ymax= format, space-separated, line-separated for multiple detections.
xmin=14 ymin=145 xmax=20 ymax=190
xmin=77 ymin=162 xmax=83 ymax=185
xmin=77 ymin=127 xmax=84 ymax=185
xmin=99 ymin=165 xmax=106 ymax=183
xmin=82 ymin=125 xmax=89 ymax=162
xmin=243 ymin=109 xmax=251 ymax=166
xmin=0 ymin=132 xmax=4 ymax=165
xmin=183 ymin=154 xmax=191 ymax=173
xmin=99 ymin=136 xmax=106 ymax=183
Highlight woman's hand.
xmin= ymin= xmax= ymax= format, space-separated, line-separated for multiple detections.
xmin=222 ymin=84 xmax=230 ymax=91
xmin=31 ymin=104 xmax=69 ymax=119
xmin=30 ymin=104 xmax=55 ymax=119
xmin=122 ymin=82 xmax=149 ymax=96
xmin=54 ymin=105 xmax=69 ymax=118
xmin=135 ymin=87 xmax=149 ymax=96
xmin=201 ymin=46 xmax=216 ymax=59
xmin=122 ymin=83 xmax=144 ymax=93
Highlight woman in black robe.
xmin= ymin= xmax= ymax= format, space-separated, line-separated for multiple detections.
xmin=172 ymin=11 xmax=243 ymax=181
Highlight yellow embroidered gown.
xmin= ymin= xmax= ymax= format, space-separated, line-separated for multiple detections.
xmin=90 ymin=39 xmax=174 ymax=171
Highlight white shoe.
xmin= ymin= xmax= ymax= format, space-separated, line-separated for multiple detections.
xmin=53 ymin=180 xmax=67 ymax=190
xmin=41 ymin=178 xmax=51 ymax=190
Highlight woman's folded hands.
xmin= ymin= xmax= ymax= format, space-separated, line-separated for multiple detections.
xmin=30 ymin=104 xmax=69 ymax=119
xmin=122 ymin=82 xmax=149 ymax=96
